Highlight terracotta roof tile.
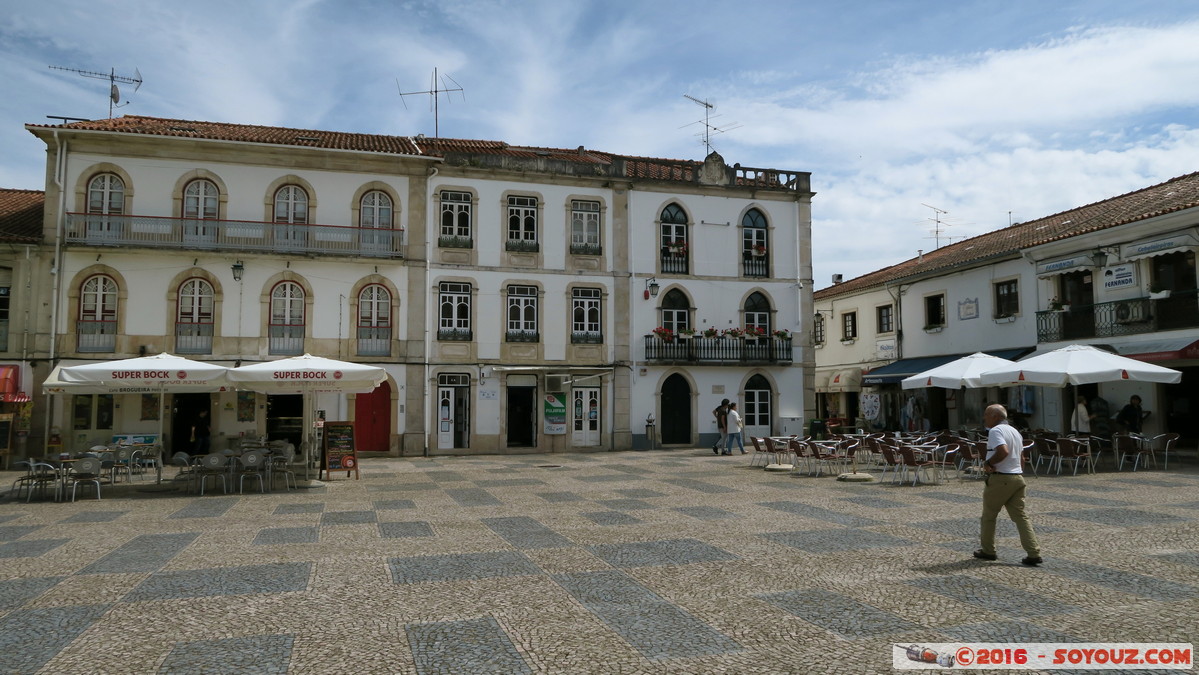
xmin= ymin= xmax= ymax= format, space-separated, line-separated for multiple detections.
xmin=0 ymin=189 xmax=44 ymax=243
xmin=27 ymin=116 xmax=800 ymax=190
xmin=815 ymin=171 xmax=1199 ymax=299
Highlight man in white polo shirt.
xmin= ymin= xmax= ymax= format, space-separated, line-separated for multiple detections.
xmin=974 ymin=404 xmax=1043 ymax=566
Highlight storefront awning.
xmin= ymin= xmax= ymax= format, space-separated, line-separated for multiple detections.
xmin=1036 ymin=255 xmax=1095 ymax=278
xmin=863 ymin=348 xmax=1033 ymax=385
xmin=813 ymin=370 xmax=831 ymax=392
xmin=1113 ymin=337 xmax=1199 ymax=362
xmin=1121 ymin=233 xmax=1198 ymax=263
xmin=0 ymin=365 xmax=27 ymax=402
xmin=826 ymin=368 xmax=861 ymax=393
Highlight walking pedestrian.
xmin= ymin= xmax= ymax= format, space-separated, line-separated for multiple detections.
xmin=974 ymin=404 xmax=1042 ymax=566
xmin=1116 ymin=395 xmax=1145 ymax=433
xmin=711 ymin=398 xmax=730 ymax=454
xmin=724 ymin=402 xmax=746 ymax=455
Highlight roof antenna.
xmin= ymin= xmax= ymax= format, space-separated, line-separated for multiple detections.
xmin=682 ymin=94 xmax=740 ymax=154
xmin=398 ymin=68 xmax=465 ymax=138
xmin=920 ymin=203 xmax=966 ymax=249
xmin=49 ymin=65 xmax=143 ymax=118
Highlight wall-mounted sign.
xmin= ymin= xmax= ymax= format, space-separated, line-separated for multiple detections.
xmin=958 ymin=298 xmax=979 ymax=321
xmin=1121 ymin=233 xmax=1198 ymax=261
xmin=875 ymin=338 xmax=896 ymax=361
xmin=1036 ymin=255 xmax=1092 ymax=276
xmin=543 ymin=393 xmax=566 ymax=434
xmin=1100 ymin=263 xmax=1137 ymax=290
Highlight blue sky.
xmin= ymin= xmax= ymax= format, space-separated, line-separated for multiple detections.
xmin=2 ymin=0 xmax=1197 ymax=287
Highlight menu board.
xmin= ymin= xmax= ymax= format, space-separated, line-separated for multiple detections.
xmin=321 ymin=421 xmax=359 ymax=480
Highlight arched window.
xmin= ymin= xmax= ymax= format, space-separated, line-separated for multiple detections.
xmin=176 ymin=278 xmax=214 ymax=354
xmin=744 ymin=292 xmax=771 ymax=335
xmin=438 ymin=282 xmax=472 ymax=340
xmin=360 ymin=191 xmax=392 ymax=228
xmin=743 ymin=374 xmax=772 ymax=431
xmin=269 ymin=281 xmax=305 ymax=354
xmin=184 ymin=180 xmax=219 ymax=219
xmin=742 ymin=208 xmax=768 ymax=277
xmin=660 ymin=289 xmax=690 ymax=333
xmin=86 ymin=173 xmax=125 ymax=239
xmin=274 ymin=186 xmax=308 ymax=224
xmin=659 ymin=203 xmax=689 ymax=274
xmin=358 ymin=284 xmax=391 ymax=356
xmin=78 ymin=274 xmax=118 ymax=352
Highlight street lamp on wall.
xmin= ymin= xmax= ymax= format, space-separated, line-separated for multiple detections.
xmin=1090 ymin=247 xmax=1117 ymax=268
xmin=231 ymin=261 xmax=244 ymax=281
xmin=644 ymin=277 xmax=659 ymax=300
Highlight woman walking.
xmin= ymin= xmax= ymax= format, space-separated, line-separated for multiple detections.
xmin=724 ymin=402 xmax=747 ymax=455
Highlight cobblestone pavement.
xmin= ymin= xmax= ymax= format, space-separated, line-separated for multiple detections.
xmin=1 ymin=451 xmax=1196 ymax=674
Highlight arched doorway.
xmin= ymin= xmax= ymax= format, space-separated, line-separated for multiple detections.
xmin=743 ymin=374 xmax=772 ymax=438
xmin=354 ymin=379 xmax=392 ymax=452
xmin=660 ymin=373 xmax=692 ymax=445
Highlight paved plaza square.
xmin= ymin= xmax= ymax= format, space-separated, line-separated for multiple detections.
xmin=1 ymin=451 xmax=1196 ymax=673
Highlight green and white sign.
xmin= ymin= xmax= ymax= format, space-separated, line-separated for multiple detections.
xmin=543 ymin=393 xmax=567 ymax=434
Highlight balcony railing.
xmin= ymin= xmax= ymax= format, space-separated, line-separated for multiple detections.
xmin=660 ymin=249 xmax=689 ymax=274
xmin=506 ymin=330 xmax=539 ymax=343
xmin=742 ymin=253 xmax=768 ymax=277
xmin=571 ymin=331 xmax=603 ymax=344
xmin=0 ymin=319 xmax=7 ymax=351
xmin=269 ymin=324 xmax=304 ymax=355
xmin=175 ymin=321 xmax=213 ymax=354
xmin=357 ymin=325 xmax=391 ymax=357
xmin=644 ymin=336 xmax=792 ymax=364
xmin=438 ymin=328 xmax=472 ymax=341
xmin=77 ymin=320 xmax=117 ymax=353
xmin=66 ymin=213 xmax=405 ymax=259
xmin=1036 ymin=290 xmax=1199 ymax=342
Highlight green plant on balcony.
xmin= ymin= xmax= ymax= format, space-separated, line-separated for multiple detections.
xmin=744 ymin=325 xmax=767 ymax=340
xmin=651 ymin=326 xmax=674 ymax=342
xmin=772 ymin=329 xmax=791 ymax=339
xmin=724 ymin=327 xmax=745 ymax=339
xmin=702 ymin=327 xmax=720 ymax=338
xmin=677 ymin=328 xmax=696 ymax=339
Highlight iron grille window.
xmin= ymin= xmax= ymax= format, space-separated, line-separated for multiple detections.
xmin=439 ymin=282 xmax=472 ymax=340
xmin=440 ymin=191 xmax=472 ymax=245
xmin=570 ymin=200 xmax=601 ymax=254
xmin=506 ymin=285 xmax=538 ymax=341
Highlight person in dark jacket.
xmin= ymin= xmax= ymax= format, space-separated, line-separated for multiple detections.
xmin=1116 ymin=395 xmax=1145 ymax=433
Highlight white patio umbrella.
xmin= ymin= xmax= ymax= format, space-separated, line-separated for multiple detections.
xmin=47 ymin=353 xmax=232 ymax=482
xmin=901 ymin=352 xmax=1017 ymax=389
xmin=977 ymin=344 xmax=1183 ymax=387
xmin=226 ymin=354 xmax=386 ymax=478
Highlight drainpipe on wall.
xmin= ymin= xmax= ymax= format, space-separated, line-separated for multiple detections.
xmin=422 ymin=165 xmax=438 ymax=458
xmin=43 ymin=130 xmax=68 ymax=448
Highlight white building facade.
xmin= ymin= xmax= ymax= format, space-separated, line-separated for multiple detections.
xmin=25 ymin=116 xmax=814 ymax=457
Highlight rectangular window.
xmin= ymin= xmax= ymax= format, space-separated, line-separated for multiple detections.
xmin=813 ymin=314 xmax=825 ymax=344
xmin=842 ymin=312 xmax=857 ymax=340
xmin=506 ymin=195 xmax=538 ymax=250
xmin=570 ymin=200 xmax=601 ymax=255
xmin=876 ymin=305 xmax=893 ymax=334
xmin=994 ymin=280 xmax=1019 ymax=317
xmin=925 ymin=294 xmax=946 ymax=327
xmin=439 ymin=191 xmax=472 ymax=246
xmin=572 ymin=287 xmax=602 ymax=343
xmin=438 ymin=282 xmax=472 ymax=340
xmin=506 ymin=285 xmax=538 ymax=341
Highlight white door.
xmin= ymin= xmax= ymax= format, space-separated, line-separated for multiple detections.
xmin=572 ymin=387 xmax=600 ymax=446
xmin=437 ymin=387 xmax=455 ymax=450
xmin=744 ymin=387 xmax=772 ymax=439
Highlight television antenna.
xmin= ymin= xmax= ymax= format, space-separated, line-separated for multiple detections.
xmin=920 ymin=203 xmax=967 ymax=248
xmin=49 ymin=65 xmax=143 ymax=118
xmin=398 ymin=68 xmax=465 ymax=138
xmin=682 ymin=94 xmax=740 ymax=154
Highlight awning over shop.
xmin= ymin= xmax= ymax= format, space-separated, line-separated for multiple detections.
xmin=813 ymin=370 xmax=831 ymax=392
xmin=0 ymin=365 xmax=27 ymax=402
xmin=1036 ymin=255 xmax=1095 ymax=278
xmin=1121 ymin=233 xmax=1198 ymax=263
xmin=826 ymin=368 xmax=861 ymax=393
xmin=1113 ymin=337 xmax=1199 ymax=362
xmin=862 ymin=347 xmax=1032 ymax=385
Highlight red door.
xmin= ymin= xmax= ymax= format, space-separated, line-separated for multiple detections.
xmin=354 ymin=380 xmax=391 ymax=452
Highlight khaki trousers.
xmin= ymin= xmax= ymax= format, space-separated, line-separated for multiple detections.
xmin=980 ymin=473 xmax=1040 ymax=557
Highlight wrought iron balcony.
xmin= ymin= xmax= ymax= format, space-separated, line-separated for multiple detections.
xmin=65 ymin=213 xmax=405 ymax=259
xmin=1036 ymin=289 xmax=1199 ymax=342
xmin=571 ymin=331 xmax=603 ymax=344
xmin=357 ymin=326 xmax=392 ymax=356
xmin=644 ymin=335 xmax=792 ymax=364
xmin=77 ymin=320 xmax=117 ymax=353
xmin=268 ymin=324 xmax=304 ymax=355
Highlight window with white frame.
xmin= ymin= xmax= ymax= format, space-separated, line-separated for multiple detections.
xmin=742 ymin=208 xmax=768 ymax=277
xmin=506 ymin=285 xmax=538 ymax=341
xmin=744 ymin=292 xmax=771 ymax=336
xmin=570 ymin=200 xmax=601 ymax=255
xmin=660 ymin=289 xmax=691 ymax=333
xmin=183 ymin=179 xmax=218 ymax=219
xmin=571 ymin=287 xmax=602 ymax=343
xmin=269 ymin=281 xmax=305 ymax=354
xmin=506 ymin=196 xmax=538 ymax=250
xmin=439 ymin=191 xmax=472 ymax=247
xmin=273 ymin=186 xmax=308 ymax=223
xmin=360 ymin=190 xmax=392 ymax=228
xmin=176 ymin=278 xmax=214 ymax=354
xmin=813 ymin=313 xmax=826 ymax=344
xmin=86 ymin=173 xmax=125 ymax=239
xmin=438 ymin=282 xmax=472 ymax=340
xmin=357 ymin=284 xmax=391 ymax=356
xmin=78 ymin=274 xmax=118 ymax=352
